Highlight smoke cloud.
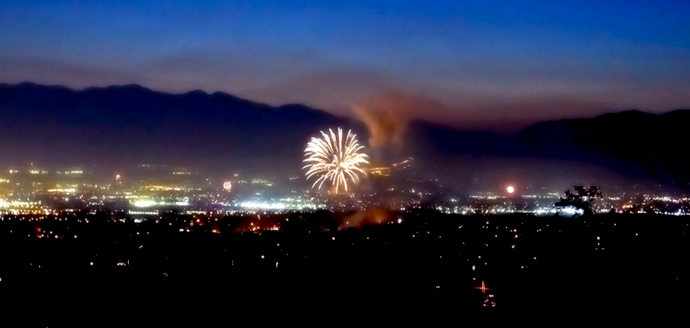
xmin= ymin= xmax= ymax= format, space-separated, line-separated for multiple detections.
xmin=350 ymin=89 xmax=623 ymax=137
xmin=352 ymin=96 xmax=407 ymax=148
xmin=339 ymin=208 xmax=393 ymax=230
xmin=351 ymin=90 xmax=452 ymax=148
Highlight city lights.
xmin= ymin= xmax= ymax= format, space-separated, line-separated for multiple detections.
xmin=2 ymin=1 xmax=690 ymax=322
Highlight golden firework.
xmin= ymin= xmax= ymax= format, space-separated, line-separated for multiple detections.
xmin=303 ymin=128 xmax=369 ymax=194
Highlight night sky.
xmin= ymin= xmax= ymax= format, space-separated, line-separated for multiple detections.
xmin=1 ymin=1 xmax=689 ymax=131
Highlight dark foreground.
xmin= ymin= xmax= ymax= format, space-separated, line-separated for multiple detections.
xmin=1 ymin=212 xmax=688 ymax=326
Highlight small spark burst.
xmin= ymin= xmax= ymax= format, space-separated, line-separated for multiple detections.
xmin=474 ymin=280 xmax=490 ymax=294
xmin=303 ymin=128 xmax=369 ymax=194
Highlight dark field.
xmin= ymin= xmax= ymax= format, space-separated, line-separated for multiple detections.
xmin=1 ymin=212 xmax=688 ymax=326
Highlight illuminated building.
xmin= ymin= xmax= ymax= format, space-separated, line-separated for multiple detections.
xmin=367 ymin=166 xmax=391 ymax=177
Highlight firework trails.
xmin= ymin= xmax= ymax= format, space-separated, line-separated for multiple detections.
xmin=303 ymin=128 xmax=370 ymax=194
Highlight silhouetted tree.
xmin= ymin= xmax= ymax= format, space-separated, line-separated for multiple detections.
xmin=555 ymin=186 xmax=603 ymax=217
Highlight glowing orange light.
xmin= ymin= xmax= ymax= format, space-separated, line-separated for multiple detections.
xmin=223 ymin=181 xmax=232 ymax=191
xmin=507 ymin=186 xmax=514 ymax=193
xmin=474 ymin=280 xmax=490 ymax=294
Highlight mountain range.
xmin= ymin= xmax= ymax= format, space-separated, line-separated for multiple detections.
xmin=0 ymin=82 xmax=688 ymax=188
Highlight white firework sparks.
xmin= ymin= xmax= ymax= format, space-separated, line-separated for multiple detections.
xmin=303 ymin=128 xmax=370 ymax=194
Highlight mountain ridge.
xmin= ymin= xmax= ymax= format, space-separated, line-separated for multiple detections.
xmin=0 ymin=82 xmax=688 ymax=187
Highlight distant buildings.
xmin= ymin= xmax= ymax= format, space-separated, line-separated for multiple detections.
xmin=367 ymin=166 xmax=391 ymax=177
xmin=0 ymin=160 xmax=687 ymax=216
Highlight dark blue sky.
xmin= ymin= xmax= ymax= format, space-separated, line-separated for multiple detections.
xmin=1 ymin=0 xmax=689 ymax=131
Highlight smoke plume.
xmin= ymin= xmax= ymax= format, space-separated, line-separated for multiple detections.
xmin=352 ymin=95 xmax=408 ymax=148
xmin=351 ymin=91 xmax=456 ymax=163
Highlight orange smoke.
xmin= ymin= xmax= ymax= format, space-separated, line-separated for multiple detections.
xmin=352 ymin=103 xmax=406 ymax=148
xmin=351 ymin=90 xmax=452 ymax=148
xmin=339 ymin=207 xmax=392 ymax=230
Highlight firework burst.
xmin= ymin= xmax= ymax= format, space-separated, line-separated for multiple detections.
xmin=303 ymin=128 xmax=370 ymax=194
